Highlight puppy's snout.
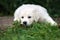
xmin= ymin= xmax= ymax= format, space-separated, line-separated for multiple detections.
xmin=23 ymin=21 xmax=27 ymax=25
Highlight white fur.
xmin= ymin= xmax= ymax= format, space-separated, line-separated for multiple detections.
xmin=14 ymin=4 xmax=57 ymax=26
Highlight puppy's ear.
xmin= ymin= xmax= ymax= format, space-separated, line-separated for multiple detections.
xmin=33 ymin=9 xmax=40 ymax=22
xmin=14 ymin=16 xmax=20 ymax=22
xmin=14 ymin=12 xmax=20 ymax=22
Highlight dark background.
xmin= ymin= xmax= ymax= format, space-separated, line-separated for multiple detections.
xmin=0 ymin=0 xmax=60 ymax=18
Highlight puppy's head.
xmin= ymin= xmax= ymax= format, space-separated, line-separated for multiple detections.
xmin=19 ymin=9 xmax=35 ymax=26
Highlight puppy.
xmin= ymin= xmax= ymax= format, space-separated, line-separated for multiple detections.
xmin=14 ymin=4 xmax=57 ymax=26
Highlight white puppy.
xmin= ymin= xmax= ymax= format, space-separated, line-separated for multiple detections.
xmin=14 ymin=4 xmax=57 ymax=26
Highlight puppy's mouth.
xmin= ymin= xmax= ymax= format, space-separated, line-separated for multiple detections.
xmin=20 ymin=24 xmax=31 ymax=28
xmin=20 ymin=24 xmax=28 ymax=26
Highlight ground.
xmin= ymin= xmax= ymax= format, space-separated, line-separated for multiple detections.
xmin=0 ymin=17 xmax=13 ymax=30
xmin=0 ymin=16 xmax=60 ymax=30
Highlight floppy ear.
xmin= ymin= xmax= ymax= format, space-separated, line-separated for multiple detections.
xmin=14 ymin=14 xmax=20 ymax=22
xmin=14 ymin=10 xmax=21 ymax=22
xmin=33 ymin=9 xmax=40 ymax=22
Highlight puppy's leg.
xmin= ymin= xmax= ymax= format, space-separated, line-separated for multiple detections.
xmin=14 ymin=17 xmax=20 ymax=22
xmin=45 ymin=16 xmax=57 ymax=26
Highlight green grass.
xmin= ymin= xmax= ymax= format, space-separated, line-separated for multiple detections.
xmin=0 ymin=21 xmax=60 ymax=40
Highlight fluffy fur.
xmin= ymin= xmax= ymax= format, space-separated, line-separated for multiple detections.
xmin=14 ymin=4 xmax=57 ymax=26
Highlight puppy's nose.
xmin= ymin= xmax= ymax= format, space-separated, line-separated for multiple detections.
xmin=23 ymin=21 xmax=27 ymax=25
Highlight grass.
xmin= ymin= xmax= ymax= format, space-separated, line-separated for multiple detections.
xmin=0 ymin=21 xmax=60 ymax=40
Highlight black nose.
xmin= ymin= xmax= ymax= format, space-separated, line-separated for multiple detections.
xmin=23 ymin=21 xmax=27 ymax=25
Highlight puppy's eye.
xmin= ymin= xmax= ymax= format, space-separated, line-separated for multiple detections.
xmin=28 ymin=16 xmax=31 ymax=18
xmin=21 ymin=16 xmax=24 ymax=18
